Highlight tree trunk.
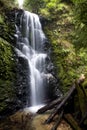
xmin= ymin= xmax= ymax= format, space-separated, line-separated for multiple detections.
xmin=45 ymin=84 xmax=76 ymax=124
xmin=37 ymin=96 xmax=63 ymax=114
xmin=64 ymin=114 xmax=82 ymax=130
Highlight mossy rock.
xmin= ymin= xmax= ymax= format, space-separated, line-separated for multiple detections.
xmin=0 ymin=38 xmax=15 ymax=80
xmin=0 ymin=37 xmax=16 ymax=113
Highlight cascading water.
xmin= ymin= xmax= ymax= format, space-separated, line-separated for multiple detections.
xmin=15 ymin=10 xmax=48 ymax=112
xmin=17 ymin=0 xmax=24 ymax=9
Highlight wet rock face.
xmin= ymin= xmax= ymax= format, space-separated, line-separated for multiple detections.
xmin=0 ymin=38 xmax=18 ymax=118
xmin=40 ymin=16 xmax=49 ymax=28
xmin=14 ymin=10 xmax=31 ymax=107
xmin=14 ymin=9 xmax=24 ymax=27
xmin=40 ymin=16 xmax=62 ymax=101
xmin=15 ymin=54 xmax=31 ymax=107
xmin=43 ymin=72 xmax=62 ymax=101
xmin=0 ymin=8 xmax=24 ymax=46
xmin=6 ymin=9 xmax=31 ymax=109
xmin=0 ymin=9 xmax=27 ymax=117
xmin=40 ymin=54 xmax=62 ymax=101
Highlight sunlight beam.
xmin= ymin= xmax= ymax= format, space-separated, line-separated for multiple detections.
xmin=18 ymin=0 xmax=24 ymax=8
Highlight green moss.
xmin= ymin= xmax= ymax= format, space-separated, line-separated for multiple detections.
xmin=0 ymin=0 xmax=17 ymax=113
xmin=76 ymin=81 xmax=87 ymax=124
xmin=0 ymin=14 xmax=4 ymax=23
xmin=0 ymin=0 xmax=15 ymax=10
xmin=24 ymin=0 xmax=87 ymax=93
xmin=0 ymin=38 xmax=16 ymax=112
xmin=0 ymin=38 xmax=15 ymax=80
xmin=42 ymin=2 xmax=87 ymax=93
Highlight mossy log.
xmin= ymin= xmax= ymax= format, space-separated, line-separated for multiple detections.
xmin=80 ymin=112 xmax=87 ymax=126
xmin=43 ymin=74 xmax=86 ymax=124
xmin=75 ymin=75 xmax=87 ymax=125
xmin=51 ymin=110 xmax=64 ymax=130
xmin=38 ymin=74 xmax=87 ymax=130
xmin=44 ymin=83 xmax=76 ymax=124
xmin=64 ymin=114 xmax=82 ymax=130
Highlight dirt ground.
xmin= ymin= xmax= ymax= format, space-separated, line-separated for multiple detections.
xmin=0 ymin=110 xmax=73 ymax=130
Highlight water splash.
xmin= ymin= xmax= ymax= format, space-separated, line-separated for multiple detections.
xmin=24 ymin=104 xmax=45 ymax=113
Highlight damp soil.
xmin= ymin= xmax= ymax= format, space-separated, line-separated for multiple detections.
xmin=0 ymin=110 xmax=73 ymax=130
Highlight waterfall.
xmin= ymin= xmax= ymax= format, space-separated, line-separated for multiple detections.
xmin=15 ymin=11 xmax=48 ymax=111
xmin=17 ymin=0 xmax=24 ymax=8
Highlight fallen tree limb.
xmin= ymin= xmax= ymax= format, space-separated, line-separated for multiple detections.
xmin=44 ymin=83 xmax=76 ymax=124
xmin=64 ymin=114 xmax=82 ymax=130
xmin=51 ymin=110 xmax=64 ymax=130
xmin=37 ymin=96 xmax=63 ymax=114
xmin=44 ymin=75 xmax=85 ymax=124
xmin=37 ymin=74 xmax=86 ymax=130
xmin=79 ymin=112 xmax=87 ymax=126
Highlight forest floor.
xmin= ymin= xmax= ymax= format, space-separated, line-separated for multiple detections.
xmin=0 ymin=109 xmax=73 ymax=130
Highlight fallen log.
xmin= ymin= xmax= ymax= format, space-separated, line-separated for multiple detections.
xmin=44 ymin=75 xmax=85 ymax=124
xmin=37 ymin=96 xmax=63 ymax=114
xmin=51 ymin=110 xmax=64 ymax=130
xmin=44 ymin=83 xmax=76 ymax=124
xmin=64 ymin=114 xmax=82 ymax=130
xmin=79 ymin=112 xmax=87 ymax=126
